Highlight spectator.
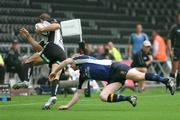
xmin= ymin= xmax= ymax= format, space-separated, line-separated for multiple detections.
xmin=131 ymin=40 xmax=153 ymax=92
xmin=128 ymin=23 xmax=149 ymax=59
xmin=94 ymin=45 xmax=105 ymax=59
xmin=86 ymin=43 xmax=94 ymax=56
xmin=104 ymin=44 xmax=115 ymax=60
xmin=108 ymin=42 xmax=122 ymax=61
xmin=0 ymin=53 xmax=5 ymax=84
xmin=4 ymin=40 xmax=25 ymax=82
xmin=152 ymin=31 xmax=167 ymax=61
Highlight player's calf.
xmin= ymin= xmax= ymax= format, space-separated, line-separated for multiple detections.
xmin=100 ymin=93 xmax=137 ymax=107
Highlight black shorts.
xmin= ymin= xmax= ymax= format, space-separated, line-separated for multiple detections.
xmin=40 ymin=42 xmax=66 ymax=67
xmin=108 ymin=62 xmax=131 ymax=85
xmin=173 ymin=47 xmax=180 ymax=61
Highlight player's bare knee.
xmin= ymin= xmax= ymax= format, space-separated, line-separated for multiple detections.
xmin=99 ymin=93 xmax=108 ymax=102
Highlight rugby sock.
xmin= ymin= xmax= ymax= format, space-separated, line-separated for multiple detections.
xmin=176 ymin=73 xmax=180 ymax=88
xmin=50 ymin=79 xmax=59 ymax=97
xmin=22 ymin=63 xmax=33 ymax=82
xmin=170 ymin=73 xmax=175 ymax=78
xmin=145 ymin=73 xmax=168 ymax=84
xmin=107 ymin=94 xmax=129 ymax=102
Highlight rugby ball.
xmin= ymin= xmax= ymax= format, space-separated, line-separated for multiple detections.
xmin=35 ymin=23 xmax=45 ymax=30
xmin=35 ymin=21 xmax=50 ymax=30
xmin=35 ymin=21 xmax=51 ymax=36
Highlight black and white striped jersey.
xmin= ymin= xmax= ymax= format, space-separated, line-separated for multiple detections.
xmin=40 ymin=18 xmax=64 ymax=51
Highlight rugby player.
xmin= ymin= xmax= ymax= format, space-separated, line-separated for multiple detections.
xmin=168 ymin=13 xmax=180 ymax=90
xmin=49 ymin=55 xmax=176 ymax=110
xmin=20 ymin=13 xmax=66 ymax=109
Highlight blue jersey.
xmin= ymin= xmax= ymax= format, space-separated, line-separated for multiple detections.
xmin=73 ymin=55 xmax=112 ymax=81
xmin=130 ymin=33 xmax=149 ymax=54
xmin=73 ymin=55 xmax=112 ymax=89
xmin=73 ymin=55 xmax=131 ymax=89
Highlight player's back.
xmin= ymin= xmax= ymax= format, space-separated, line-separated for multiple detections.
xmin=74 ymin=55 xmax=112 ymax=80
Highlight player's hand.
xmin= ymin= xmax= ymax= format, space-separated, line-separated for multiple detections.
xmin=20 ymin=28 xmax=30 ymax=38
xmin=58 ymin=105 xmax=69 ymax=110
xmin=48 ymin=72 xmax=57 ymax=81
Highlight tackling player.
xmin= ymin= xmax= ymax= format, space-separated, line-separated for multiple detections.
xmin=20 ymin=13 xmax=66 ymax=109
xmin=49 ymin=55 xmax=176 ymax=110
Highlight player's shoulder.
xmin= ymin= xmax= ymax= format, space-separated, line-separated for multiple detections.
xmin=73 ymin=55 xmax=95 ymax=60
xmin=130 ymin=33 xmax=136 ymax=36
xmin=141 ymin=32 xmax=148 ymax=36
xmin=141 ymin=32 xmax=148 ymax=38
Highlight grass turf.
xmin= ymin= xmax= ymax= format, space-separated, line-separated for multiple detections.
xmin=0 ymin=87 xmax=180 ymax=120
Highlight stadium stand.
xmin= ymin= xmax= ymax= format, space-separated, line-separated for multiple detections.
xmin=0 ymin=0 xmax=177 ymax=44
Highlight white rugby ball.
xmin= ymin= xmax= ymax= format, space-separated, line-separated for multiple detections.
xmin=35 ymin=23 xmax=45 ymax=30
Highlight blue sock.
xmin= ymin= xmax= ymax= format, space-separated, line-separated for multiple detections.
xmin=145 ymin=73 xmax=168 ymax=84
xmin=107 ymin=94 xmax=129 ymax=102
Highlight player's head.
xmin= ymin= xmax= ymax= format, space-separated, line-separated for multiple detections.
xmin=142 ymin=40 xmax=151 ymax=53
xmin=39 ymin=13 xmax=51 ymax=22
xmin=70 ymin=54 xmax=80 ymax=70
xmin=136 ymin=23 xmax=143 ymax=33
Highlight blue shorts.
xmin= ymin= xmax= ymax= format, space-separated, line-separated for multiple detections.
xmin=108 ymin=62 xmax=131 ymax=85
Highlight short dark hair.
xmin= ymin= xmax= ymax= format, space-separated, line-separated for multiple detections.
xmin=39 ymin=13 xmax=51 ymax=21
xmin=136 ymin=22 xmax=142 ymax=27
xmin=12 ymin=39 xmax=19 ymax=44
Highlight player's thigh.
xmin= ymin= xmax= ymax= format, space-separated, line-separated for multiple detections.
xmin=25 ymin=53 xmax=45 ymax=65
xmin=126 ymin=68 xmax=145 ymax=81
xmin=172 ymin=61 xmax=179 ymax=73
xmin=100 ymin=82 xmax=122 ymax=101
xmin=135 ymin=67 xmax=147 ymax=73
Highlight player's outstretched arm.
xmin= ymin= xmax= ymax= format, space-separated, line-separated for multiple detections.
xmin=49 ymin=58 xmax=74 ymax=80
xmin=20 ymin=28 xmax=43 ymax=52
xmin=36 ymin=23 xmax=60 ymax=34
xmin=58 ymin=89 xmax=84 ymax=110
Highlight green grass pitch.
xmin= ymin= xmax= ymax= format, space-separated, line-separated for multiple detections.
xmin=0 ymin=88 xmax=180 ymax=120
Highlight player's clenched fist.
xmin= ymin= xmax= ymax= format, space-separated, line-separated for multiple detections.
xmin=19 ymin=28 xmax=30 ymax=39
xmin=48 ymin=72 xmax=57 ymax=81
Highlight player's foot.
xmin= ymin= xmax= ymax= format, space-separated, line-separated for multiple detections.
xmin=165 ymin=77 xmax=176 ymax=95
xmin=128 ymin=96 xmax=137 ymax=107
xmin=12 ymin=81 xmax=29 ymax=89
xmin=42 ymin=96 xmax=57 ymax=110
